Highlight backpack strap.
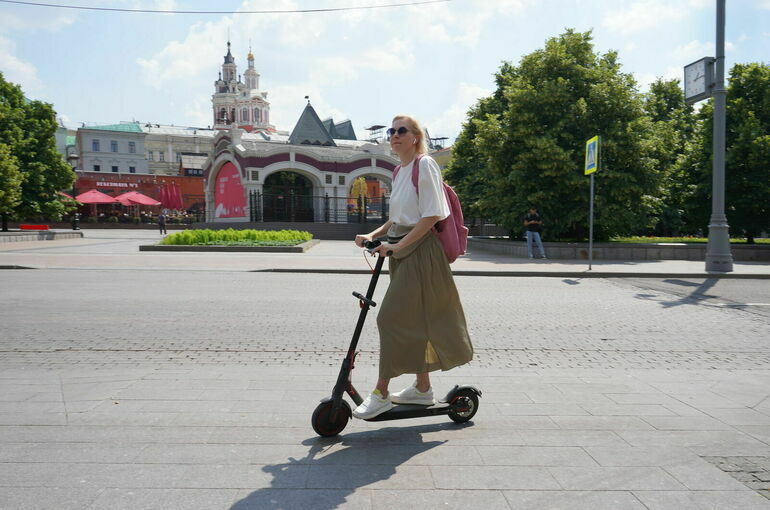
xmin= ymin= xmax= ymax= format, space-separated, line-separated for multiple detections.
xmin=392 ymin=153 xmax=424 ymax=194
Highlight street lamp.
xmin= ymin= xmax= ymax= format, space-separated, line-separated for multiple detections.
xmin=67 ymin=153 xmax=80 ymax=230
xmin=683 ymin=0 xmax=732 ymax=272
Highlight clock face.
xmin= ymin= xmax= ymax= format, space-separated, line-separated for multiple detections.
xmin=684 ymin=57 xmax=712 ymax=103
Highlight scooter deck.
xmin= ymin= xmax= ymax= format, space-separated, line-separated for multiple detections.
xmin=365 ymin=402 xmax=452 ymax=422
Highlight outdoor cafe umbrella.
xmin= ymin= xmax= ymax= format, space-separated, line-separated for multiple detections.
xmin=75 ymin=189 xmax=118 ymax=204
xmin=75 ymin=189 xmax=118 ymax=218
xmin=114 ymin=191 xmax=161 ymax=207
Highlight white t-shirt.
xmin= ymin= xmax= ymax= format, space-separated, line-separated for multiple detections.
xmin=389 ymin=155 xmax=450 ymax=226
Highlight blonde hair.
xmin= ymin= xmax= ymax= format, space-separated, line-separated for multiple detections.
xmin=392 ymin=114 xmax=428 ymax=154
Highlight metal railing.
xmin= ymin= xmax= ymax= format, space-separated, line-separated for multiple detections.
xmin=248 ymin=191 xmax=389 ymax=224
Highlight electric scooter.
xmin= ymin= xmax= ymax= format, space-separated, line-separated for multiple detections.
xmin=311 ymin=240 xmax=481 ymax=437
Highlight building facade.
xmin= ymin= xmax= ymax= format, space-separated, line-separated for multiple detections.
xmin=76 ymin=122 xmax=148 ymax=175
xmin=203 ymin=103 xmax=398 ymax=223
xmin=212 ymin=42 xmax=274 ymax=133
xmin=143 ymin=124 xmax=217 ymax=176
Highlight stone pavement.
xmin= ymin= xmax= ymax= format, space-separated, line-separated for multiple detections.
xmin=1 ymin=230 xmax=770 ymax=509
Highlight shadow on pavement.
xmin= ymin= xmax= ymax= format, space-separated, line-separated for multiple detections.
xmin=229 ymin=421 xmax=472 ymax=510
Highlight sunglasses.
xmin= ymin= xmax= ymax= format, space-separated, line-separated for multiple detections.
xmin=386 ymin=126 xmax=410 ymax=138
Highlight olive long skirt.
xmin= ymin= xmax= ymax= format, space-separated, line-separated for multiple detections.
xmin=376 ymin=232 xmax=474 ymax=379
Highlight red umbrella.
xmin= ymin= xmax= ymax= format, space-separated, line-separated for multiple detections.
xmin=172 ymin=183 xmax=184 ymax=209
xmin=114 ymin=191 xmax=161 ymax=206
xmin=75 ymin=189 xmax=118 ymax=204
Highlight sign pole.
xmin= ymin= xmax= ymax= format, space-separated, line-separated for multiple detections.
xmin=584 ymin=135 xmax=600 ymax=271
xmin=588 ymin=173 xmax=594 ymax=271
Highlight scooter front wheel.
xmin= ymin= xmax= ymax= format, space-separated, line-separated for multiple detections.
xmin=448 ymin=389 xmax=479 ymax=423
xmin=312 ymin=400 xmax=351 ymax=437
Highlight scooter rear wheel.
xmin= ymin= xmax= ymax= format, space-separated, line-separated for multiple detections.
xmin=312 ymin=401 xmax=351 ymax=437
xmin=448 ymin=389 xmax=479 ymax=423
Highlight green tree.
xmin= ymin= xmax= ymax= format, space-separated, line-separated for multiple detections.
xmin=643 ymin=78 xmax=696 ymax=235
xmin=0 ymin=72 xmax=75 ymax=224
xmin=445 ymin=64 xmax=513 ymax=225
xmin=681 ymin=63 xmax=770 ymax=242
xmin=451 ymin=30 xmax=657 ymax=240
xmin=0 ymin=144 xmax=23 ymax=231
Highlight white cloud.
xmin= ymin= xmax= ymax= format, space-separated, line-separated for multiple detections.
xmin=268 ymin=83 xmax=348 ymax=129
xmin=673 ymin=39 xmax=713 ymax=62
xmin=428 ymin=82 xmax=492 ymax=140
xmin=0 ymin=35 xmax=43 ymax=92
xmin=634 ymin=66 xmax=681 ymax=92
xmin=137 ymin=18 xmax=232 ymax=88
xmin=0 ymin=8 xmax=75 ymax=32
xmin=602 ymin=0 xmax=708 ymax=34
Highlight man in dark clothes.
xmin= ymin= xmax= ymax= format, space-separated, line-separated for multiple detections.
xmin=158 ymin=212 xmax=167 ymax=235
xmin=523 ymin=206 xmax=546 ymax=259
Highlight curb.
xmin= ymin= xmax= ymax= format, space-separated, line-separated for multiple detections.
xmin=138 ymin=239 xmax=320 ymax=253
xmin=253 ymin=268 xmax=770 ymax=279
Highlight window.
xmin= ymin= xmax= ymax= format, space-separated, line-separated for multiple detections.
xmin=254 ymin=108 xmax=260 ymax=123
xmin=148 ymin=151 xmax=154 ymax=161
xmin=242 ymin=108 xmax=248 ymax=122
xmin=184 ymin=168 xmax=203 ymax=176
xmin=111 ymin=166 xmax=118 ymax=173
xmin=93 ymin=164 xmax=101 ymax=172
xmin=92 ymin=139 xmax=100 ymax=152
xmin=338 ymin=176 xmax=345 ymax=185
xmin=110 ymin=140 xmax=118 ymax=152
xmin=176 ymin=153 xmax=181 ymax=163
xmin=128 ymin=142 xmax=136 ymax=154
xmin=159 ymin=151 xmax=165 ymax=162
xmin=129 ymin=166 xmax=136 ymax=174
xmin=250 ymin=170 xmax=259 ymax=181
xmin=325 ymin=174 xmax=332 ymax=184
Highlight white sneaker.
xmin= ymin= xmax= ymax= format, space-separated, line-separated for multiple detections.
xmin=352 ymin=389 xmax=393 ymax=419
xmin=391 ymin=381 xmax=435 ymax=406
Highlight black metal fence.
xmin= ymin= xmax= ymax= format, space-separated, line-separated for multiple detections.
xmin=248 ymin=191 xmax=389 ymax=224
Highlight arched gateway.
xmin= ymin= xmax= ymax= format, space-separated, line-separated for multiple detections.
xmin=203 ymin=128 xmax=397 ymax=226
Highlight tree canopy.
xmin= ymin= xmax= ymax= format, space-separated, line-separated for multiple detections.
xmin=446 ymin=30 xmax=657 ymax=240
xmin=679 ymin=62 xmax=770 ymax=242
xmin=0 ymin=72 xmax=75 ymax=225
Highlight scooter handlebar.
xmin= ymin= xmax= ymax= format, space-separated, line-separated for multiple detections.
xmin=363 ymin=240 xmax=392 ymax=256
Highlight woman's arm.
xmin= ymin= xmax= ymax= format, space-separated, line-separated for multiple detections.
xmin=377 ymin=215 xmax=439 ymax=255
xmin=355 ymin=220 xmax=393 ymax=247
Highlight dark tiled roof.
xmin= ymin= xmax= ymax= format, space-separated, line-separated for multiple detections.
xmin=334 ymin=120 xmax=357 ymax=141
xmin=289 ymin=104 xmax=336 ymax=146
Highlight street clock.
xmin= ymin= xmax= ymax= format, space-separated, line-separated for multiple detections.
xmin=684 ymin=57 xmax=715 ymax=104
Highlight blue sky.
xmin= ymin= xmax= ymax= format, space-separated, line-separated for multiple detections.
xmin=1 ymin=0 xmax=769 ymax=141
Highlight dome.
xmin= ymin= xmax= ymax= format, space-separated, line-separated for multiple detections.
xmin=248 ymin=52 xmax=254 ymax=60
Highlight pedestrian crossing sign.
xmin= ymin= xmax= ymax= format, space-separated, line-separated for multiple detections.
xmin=585 ymin=135 xmax=599 ymax=175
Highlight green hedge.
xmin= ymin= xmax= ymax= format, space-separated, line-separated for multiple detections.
xmin=159 ymin=228 xmax=313 ymax=246
xmin=612 ymin=236 xmax=770 ymax=244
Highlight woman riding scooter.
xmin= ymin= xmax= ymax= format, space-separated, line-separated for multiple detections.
xmin=352 ymin=114 xmax=474 ymax=420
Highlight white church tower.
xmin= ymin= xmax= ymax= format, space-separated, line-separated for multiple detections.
xmin=212 ymin=41 xmax=273 ymax=132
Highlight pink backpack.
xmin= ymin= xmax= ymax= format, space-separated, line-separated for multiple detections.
xmin=392 ymin=154 xmax=468 ymax=263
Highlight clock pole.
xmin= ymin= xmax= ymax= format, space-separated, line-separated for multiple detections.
xmin=705 ymin=0 xmax=733 ymax=272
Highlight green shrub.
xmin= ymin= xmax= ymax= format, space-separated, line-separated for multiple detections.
xmin=159 ymin=228 xmax=313 ymax=246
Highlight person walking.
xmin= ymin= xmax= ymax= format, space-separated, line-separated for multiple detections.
xmin=523 ymin=206 xmax=546 ymax=259
xmin=158 ymin=212 xmax=167 ymax=235
xmin=351 ymin=114 xmax=474 ymax=420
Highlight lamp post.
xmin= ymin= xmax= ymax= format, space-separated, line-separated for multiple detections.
xmin=67 ymin=153 xmax=80 ymax=230
xmin=705 ymin=0 xmax=733 ymax=272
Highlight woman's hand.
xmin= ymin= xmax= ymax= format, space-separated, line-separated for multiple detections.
xmin=376 ymin=242 xmax=397 ymax=257
xmin=355 ymin=234 xmax=373 ymax=248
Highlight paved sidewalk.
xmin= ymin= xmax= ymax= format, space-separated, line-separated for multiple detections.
xmin=2 ymin=230 xmax=770 ymax=509
xmin=1 ymin=229 xmax=769 ymax=277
